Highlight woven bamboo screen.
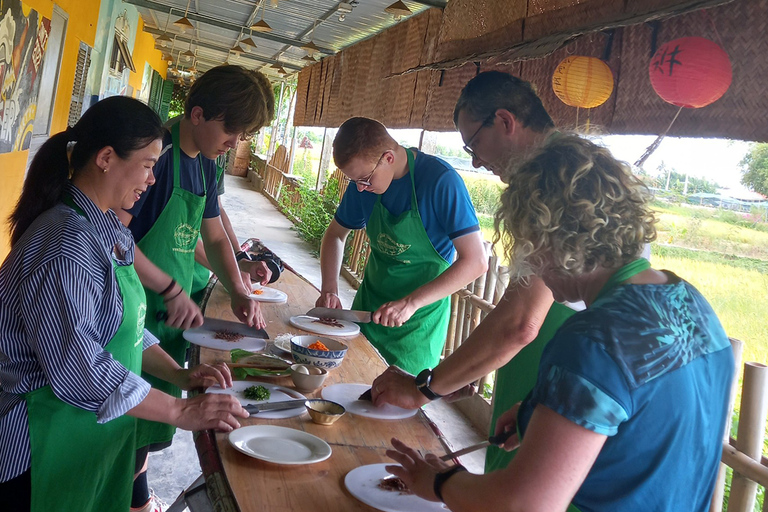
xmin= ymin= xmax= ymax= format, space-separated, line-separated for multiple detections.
xmin=293 ymin=9 xmax=442 ymax=128
xmin=294 ymin=0 xmax=768 ymax=141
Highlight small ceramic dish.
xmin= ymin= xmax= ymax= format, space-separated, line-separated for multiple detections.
xmin=305 ymin=399 xmax=346 ymax=425
xmin=290 ymin=335 xmax=348 ymax=370
xmin=290 ymin=364 xmax=328 ymax=393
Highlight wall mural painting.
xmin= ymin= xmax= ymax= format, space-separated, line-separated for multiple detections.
xmin=0 ymin=0 xmax=51 ymax=154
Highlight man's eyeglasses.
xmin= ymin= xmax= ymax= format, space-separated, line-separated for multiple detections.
xmin=462 ymin=114 xmax=495 ymax=159
xmin=351 ymin=153 xmax=386 ymax=188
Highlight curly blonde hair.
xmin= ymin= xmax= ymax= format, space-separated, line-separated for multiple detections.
xmin=494 ymin=134 xmax=657 ymax=281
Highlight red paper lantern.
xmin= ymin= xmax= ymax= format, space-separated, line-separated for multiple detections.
xmin=648 ymin=36 xmax=732 ymax=108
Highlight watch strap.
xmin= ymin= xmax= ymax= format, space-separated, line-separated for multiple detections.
xmin=416 ymin=368 xmax=443 ymax=401
xmin=433 ymin=464 xmax=467 ymax=502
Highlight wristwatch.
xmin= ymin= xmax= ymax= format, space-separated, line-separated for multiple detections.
xmin=415 ymin=368 xmax=443 ymax=401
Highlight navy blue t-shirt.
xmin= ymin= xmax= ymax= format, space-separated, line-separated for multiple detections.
xmin=126 ymin=129 xmax=219 ymax=242
xmin=334 ymin=150 xmax=479 ymax=262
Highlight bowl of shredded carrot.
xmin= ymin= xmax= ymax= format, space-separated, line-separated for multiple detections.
xmin=290 ymin=335 xmax=348 ymax=370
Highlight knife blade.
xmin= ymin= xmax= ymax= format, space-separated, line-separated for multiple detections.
xmin=244 ymin=400 xmax=307 ymax=414
xmin=306 ymin=307 xmax=372 ymax=324
xmin=439 ymin=429 xmax=518 ymax=461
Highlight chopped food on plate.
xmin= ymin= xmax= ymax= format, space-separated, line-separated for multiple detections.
xmin=243 ymin=385 xmax=270 ymax=401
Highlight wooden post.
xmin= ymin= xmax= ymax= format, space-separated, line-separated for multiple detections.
xmin=710 ymin=338 xmax=744 ymax=512
xmin=267 ymin=81 xmax=285 ymax=162
xmin=315 ymin=128 xmax=332 ymax=191
xmin=727 ymin=362 xmax=768 ymax=512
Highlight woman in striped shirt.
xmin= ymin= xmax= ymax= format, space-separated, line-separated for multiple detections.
xmin=0 ymin=96 xmax=248 ymax=512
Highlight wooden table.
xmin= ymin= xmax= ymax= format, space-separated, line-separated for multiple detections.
xmin=191 ymin=262 xmax=450 ymax=512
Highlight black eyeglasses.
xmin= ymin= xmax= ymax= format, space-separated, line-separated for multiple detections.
xmin=462 ymin=114 xmax=495 ymax=159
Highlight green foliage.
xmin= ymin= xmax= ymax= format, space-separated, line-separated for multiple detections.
xmin=278 ymin=177 xmax=340 ymax=253
xmin=741 ymin=143 xmax=768 ymax=196
xmin=652 ymin=162 xmax=719 ymax=194
xmin=436 ymin=144 xmax=469 ymax=158
xmin=168 ymin=83 xmax=188 ymax=119
xmin=461 ymin=174 xmax=504 ymax=215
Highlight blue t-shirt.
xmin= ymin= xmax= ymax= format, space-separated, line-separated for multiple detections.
xmin=334 ymin=150 xmax=479 ymax=262
xmin=126 ymin=129 xmax=220 ymax=242
xmin=518 ymin=274 xmax=733 ymax=512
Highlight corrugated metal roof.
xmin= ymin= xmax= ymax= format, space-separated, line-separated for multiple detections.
xmin=127 ymin=0 xmax=444 ymax=82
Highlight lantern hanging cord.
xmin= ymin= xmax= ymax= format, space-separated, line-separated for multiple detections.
xmin=634 ymin=105 xmax=683 ymax=168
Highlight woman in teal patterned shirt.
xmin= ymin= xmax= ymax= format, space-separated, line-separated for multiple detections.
xmin=384 ymin=134 xmax=734 ymax=512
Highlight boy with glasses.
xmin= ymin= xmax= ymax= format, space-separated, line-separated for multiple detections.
xmin=316 ymin=116 xmax=488 ymax=375
xmin=116 ymin=64 xmax=274 ymax=512
xmin=368 ymin=71 xmax=577 ymax=474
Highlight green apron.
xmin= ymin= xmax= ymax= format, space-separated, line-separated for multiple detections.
xmin=484 ymin=301 xmax=575 ymax=473
xmin=514 ymin=259 xmax=651 ymax=512
xmin=190 ymin=157 xmax=226 ymax=303
xmin=135 ymin=121 xmax=206 ymax=448
xmin=351 ymin=149 xmax=451 ymax=375
xmin=25 ymin=199 xmax=146 ymax=512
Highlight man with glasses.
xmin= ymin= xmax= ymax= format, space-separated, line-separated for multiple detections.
xmin=369 ymin=71 xmax=578 ymax=474
xmin=116 ymin=65 xmax=275 ymax=512
xmin=316 ymin=116 xmax=488 ymax=375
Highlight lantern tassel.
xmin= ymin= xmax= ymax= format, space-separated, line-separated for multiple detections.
xmin=634 ymin=106 xmax=683 ymax=168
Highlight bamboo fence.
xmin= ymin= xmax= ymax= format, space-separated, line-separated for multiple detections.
xmin=250 ymin=164 xmax=767 ymax=510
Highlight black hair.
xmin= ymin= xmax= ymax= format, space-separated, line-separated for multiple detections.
xmin=453 ymin=71 xmax=555 ymax=133
xmin=9 ymin=95 xmax=163 ymax=245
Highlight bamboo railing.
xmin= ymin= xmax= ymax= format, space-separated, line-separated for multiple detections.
xmin=250 ymin=160 xmax=767 ymax=510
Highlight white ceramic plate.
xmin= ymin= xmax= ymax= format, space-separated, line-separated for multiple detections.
xmin=249 ymin=284 xmax=288 ymax=303
xmin=229 ymin=425 xmax=332 ymax=465
xmin=289 ymin=315 xmax=360 ymax=337
xmin=321 ymin=383 xmax=418 ymax=420
xmin=182 ymin=318 xmax=267 ymax=351
xmin=206 ymin=381 xmax=306 ymax=419
xmin=345 ymin=464 xmax=451 ymax=512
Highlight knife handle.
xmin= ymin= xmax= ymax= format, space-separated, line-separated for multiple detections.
xmin=488 ymin=428 xmax=516 ymax=446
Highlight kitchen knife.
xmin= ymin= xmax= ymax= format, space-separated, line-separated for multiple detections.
xmin=305 ymin=307 xmax=372 ymax=324
xmin=244 ymin=400 xmax=307 ymax=414
xmin=439 ymin=429 xmax=518 ymax=461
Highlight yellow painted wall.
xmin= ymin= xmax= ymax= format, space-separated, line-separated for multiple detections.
xmin=0 ymin=2 xmax=167 ymax=260
xmin=0 ymin=0 xmax=100 ymax=260
xmin=129 ymin=17 xmax=167 ymax=97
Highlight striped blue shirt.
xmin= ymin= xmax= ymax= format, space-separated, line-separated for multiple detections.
xmin=0 ymin=184 xmax=157 ymax=482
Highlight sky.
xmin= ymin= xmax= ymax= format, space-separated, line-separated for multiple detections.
xmin=424 ymin=131 xmax=757 ymax=194
xmin=303 ymin=126 xmax=759 ymax=195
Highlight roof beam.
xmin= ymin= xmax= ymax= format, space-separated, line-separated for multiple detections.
xmin=411 ymin=0 xmax=448 ymax=7
xmin=143 ymin=26 xmax=302 ymax=71
xmin=125 ymin=0 xmax=335 ymax=54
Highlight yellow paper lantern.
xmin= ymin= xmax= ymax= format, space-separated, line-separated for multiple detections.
xmin=552 ymin=56 xmax=614 ymax=109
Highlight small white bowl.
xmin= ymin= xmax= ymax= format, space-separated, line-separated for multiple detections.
xmin=290 ymin=335 xmax=348 ymax=370
xmin=290 ymin=364 xmax=328 ymax=393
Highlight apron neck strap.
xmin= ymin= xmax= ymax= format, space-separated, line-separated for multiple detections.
xmin=406 ymin=148 xmax=417 ymax=211
xmin=62 ymin=194 xmax=88 ymax=221
xmin=594 ymin=258 xmax=651 ymax=302
xmin=171 ymin=121 xmax=206 ymax=190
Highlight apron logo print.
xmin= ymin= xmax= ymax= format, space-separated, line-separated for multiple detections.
xmin=376 ymin=233 xmax=411 ymax=257
xmin=135 ymin=303 xmax=146 ymax=347
xmin=173 ymin=224 xmax=198 ymax=253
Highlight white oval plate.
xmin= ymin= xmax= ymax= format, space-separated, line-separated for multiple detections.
xmin=229 ymin=425 xmax=332 ymax=465
xmin=182 ymin=318 xmax=267 ymax=351
xmin=321 ymin=383 xmax=418 ymax=420
xmin=289 ymin=315 xmax=360 ymax=337
xmin=345 ymin=464 xmax=450 ymax=512
xmin=249 ymin=284 xmax=288 ymax=303
xmin=206 ymin=381 xmax=306 ymax=419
